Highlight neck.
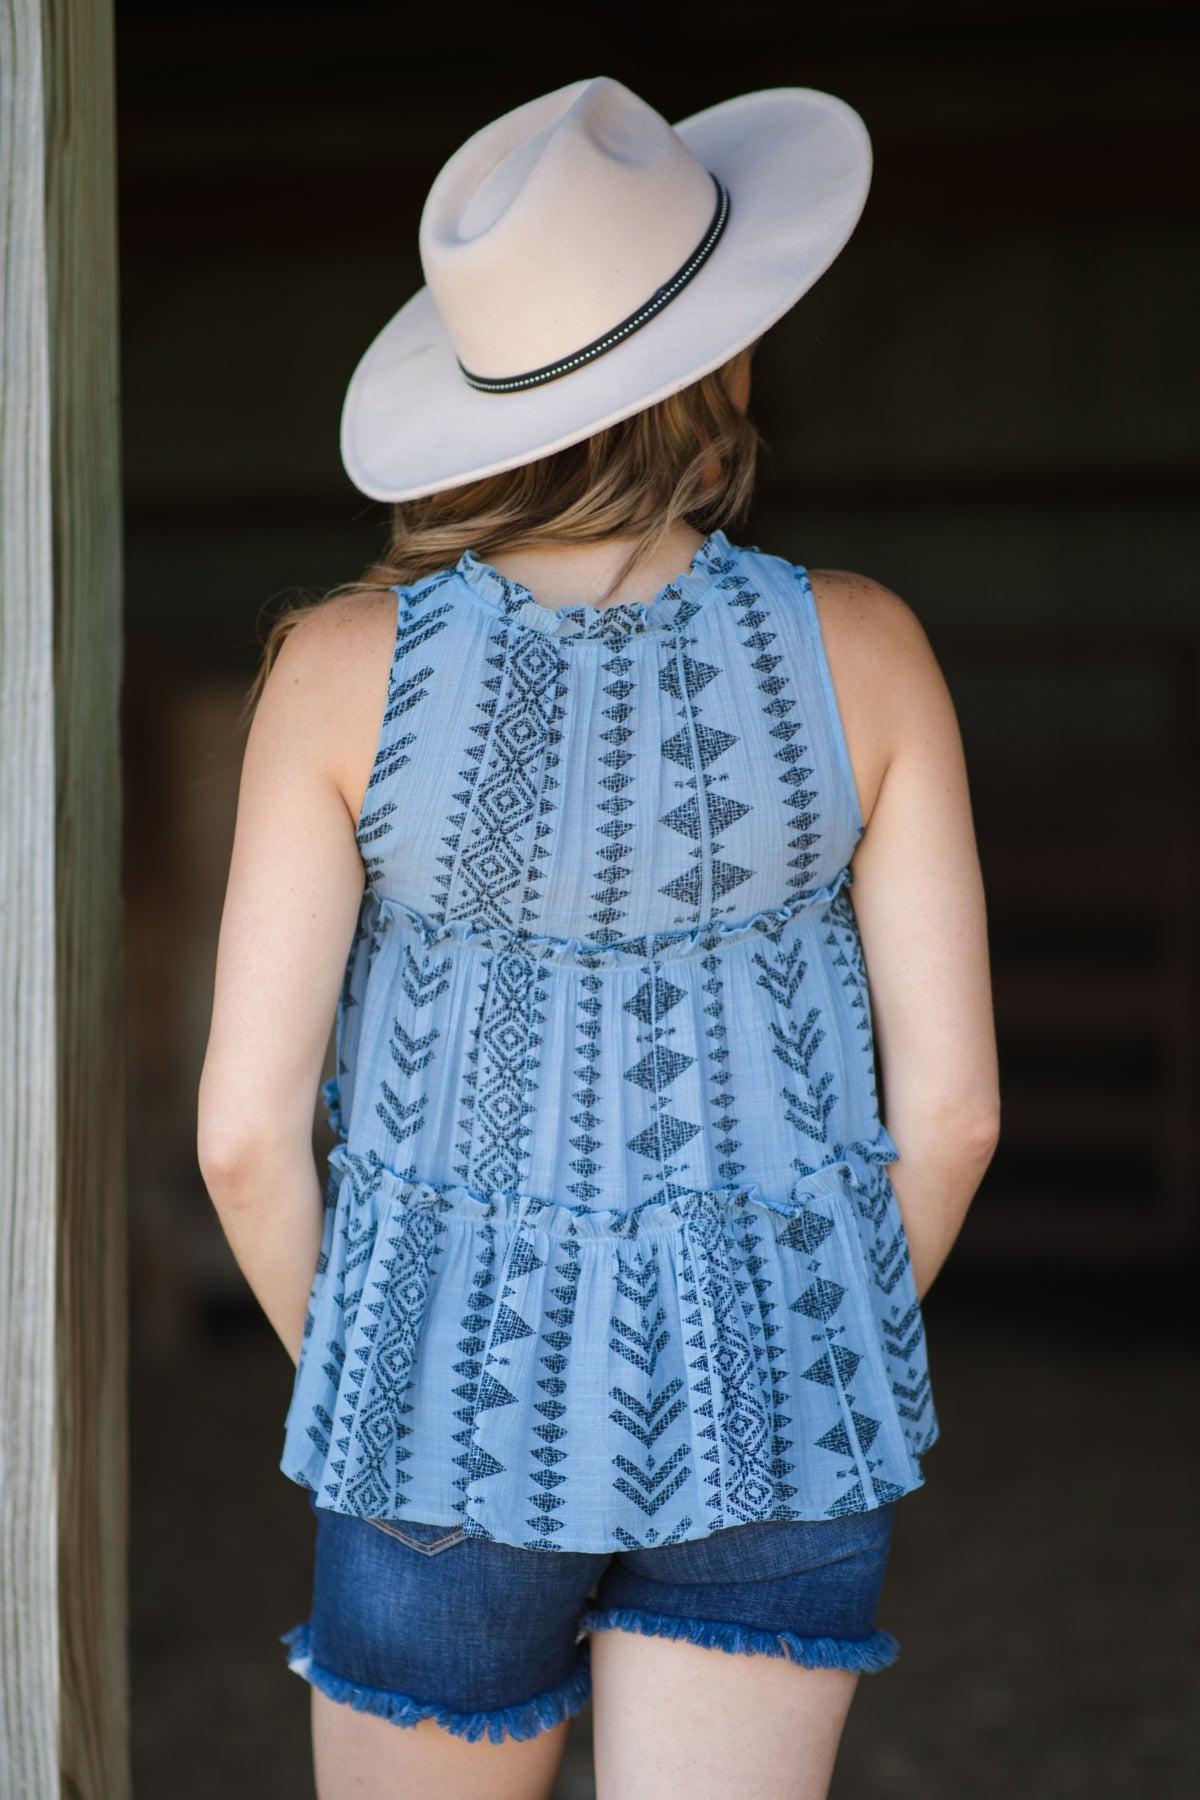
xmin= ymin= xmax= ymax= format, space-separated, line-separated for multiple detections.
xmin=485 ymin=521 xmax=709 ymax=611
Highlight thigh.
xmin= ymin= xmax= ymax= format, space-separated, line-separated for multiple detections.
xmin=310 ymin=1681 xmax=571 ymax=1800
xmin=588 ymin=1626 xmax=859 ymax=1800
xmin=285 ymin=1493 xmax=606 ymax=1800
xmin=585 ymin=1507 xmax=898 ymax=1800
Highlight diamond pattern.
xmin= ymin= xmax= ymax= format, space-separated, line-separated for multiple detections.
xmin=279 ymin=538 xmax=938 ymax=1552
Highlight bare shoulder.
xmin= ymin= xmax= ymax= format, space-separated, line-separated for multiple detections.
xmin=267 ymin=585 xmax=399 ymax=697
xmin=802 ymin=569 xmax=953 ymax=821
xmin=257 ymin=583 xmax=397 ymax=743
xmin=806 ymin=568 xmax=950 ymax=715
xmin=806 ymin=568 xmax=934 ymax=677
xmin=253 ymin=586 xmax=399 ymax=814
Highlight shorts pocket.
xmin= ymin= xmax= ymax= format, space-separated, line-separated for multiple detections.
xmin=363 ymin=1515 xmax=468 ymax=1554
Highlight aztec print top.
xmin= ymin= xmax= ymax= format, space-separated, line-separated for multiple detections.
xmin=279 ymin=527 xmax=938 ymax=1553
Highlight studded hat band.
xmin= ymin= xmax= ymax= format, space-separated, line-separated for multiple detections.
xmin=456 ymin=172 xmax=731 ymax=394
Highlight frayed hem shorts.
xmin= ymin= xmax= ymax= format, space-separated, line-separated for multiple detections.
xmin=280 ymin=1489 xmax=898 ymax=1746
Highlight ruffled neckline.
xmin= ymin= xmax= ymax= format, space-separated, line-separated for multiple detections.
xmin=454 ymin=527 xmax=736 ymax=641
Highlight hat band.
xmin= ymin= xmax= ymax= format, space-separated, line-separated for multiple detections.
xmin=456 ymin=172 xmax=731 ymax=394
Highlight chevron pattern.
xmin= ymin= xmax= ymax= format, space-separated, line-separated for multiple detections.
xmin=279 ymin=534 xmax=940 ymax=1553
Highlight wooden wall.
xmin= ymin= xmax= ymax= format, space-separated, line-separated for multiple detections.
xmin=1 ymin=0 xmax=128 ymax=1794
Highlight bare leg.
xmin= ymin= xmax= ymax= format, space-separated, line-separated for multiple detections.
xmin=311 ymin=1686 xmax=570 ymax=1800
xmin=589 ymin=1629 xmax=859 ymax=1800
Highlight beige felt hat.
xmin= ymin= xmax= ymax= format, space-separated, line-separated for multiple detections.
xmin=340 ymin=75 xmax=872 ymax=503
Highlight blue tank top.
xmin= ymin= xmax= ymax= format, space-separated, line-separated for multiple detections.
xmin=279 ymin=528 xmax=938 ymax=1551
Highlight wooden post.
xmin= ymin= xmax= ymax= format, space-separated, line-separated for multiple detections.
xmin=1 ymin=1 xmax=129 ymax=1795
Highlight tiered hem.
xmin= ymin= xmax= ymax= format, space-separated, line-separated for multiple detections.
xmin=280 ymin=1125 xmax=938 ymax=1553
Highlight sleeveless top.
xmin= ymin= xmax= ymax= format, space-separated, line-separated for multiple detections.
xmin=279 ymin=528 xmax=939 ymax=1553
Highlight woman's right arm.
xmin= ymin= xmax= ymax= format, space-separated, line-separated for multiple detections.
xmin=811 ymin=571 xmax=1001 ymax=1301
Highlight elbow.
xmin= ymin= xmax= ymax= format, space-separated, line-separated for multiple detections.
xmin=895 ymin=1087 xmax=1000 ymax=1168
xmin=196 ymin=1098 xmax=271 ymax=1199
xmin=196 ymin=1082 xmax=314 ymax=1207
xmin=197 ymin=1128 xmax=289 ymax=1214
xmin=196 ymin=1122 xmax=257 ymax=1197
xmin=966 ymin=1113 xmax=1000 ymax=1173
xmin=957 ymin=1098 xmax=1001 ymax=1167
xmin=197 ymin=1063 xmax=242 ymax=1189
xmin=196 ymin=1061 xmax=280 ymax=1196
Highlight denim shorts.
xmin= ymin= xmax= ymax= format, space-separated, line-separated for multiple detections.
xmin=280 ymin=1489 xmax=899 ymax=1745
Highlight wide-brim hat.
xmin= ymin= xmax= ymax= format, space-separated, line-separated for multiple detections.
xmin=340 ymin=75 xmax=872 ymax=503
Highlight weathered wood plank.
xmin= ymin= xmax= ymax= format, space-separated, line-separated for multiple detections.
xmin=1 ymin=1 xmax=128 ymax=1795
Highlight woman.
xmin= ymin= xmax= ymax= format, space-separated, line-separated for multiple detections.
xmin=198 ymin=76 xmax=999 ymax=1800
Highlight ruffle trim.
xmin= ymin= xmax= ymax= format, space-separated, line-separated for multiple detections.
xmin=363 ymin=862 xmax=853 ymax=969
xmin=322 ymin=1124 xmax=899 ymax=1240
xmin=579 ymin=1607 xmax=900 ymax=1673
xmin=279 ymin=1621 xmax=591 ymax=1743
xmin=281 ymin=1116 xmax=936 ymax=1545
xmin=454 ymin=527 xmax=735 ymax=642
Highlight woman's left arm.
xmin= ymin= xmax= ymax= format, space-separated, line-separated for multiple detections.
xmin=196 ymin=599 xmax=385 ymax=1366
xmin=823 ymin=579 xmax=1000 ymax=1301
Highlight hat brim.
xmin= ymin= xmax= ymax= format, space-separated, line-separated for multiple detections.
xmin=340 ymin=87 xmax=871 ymax=503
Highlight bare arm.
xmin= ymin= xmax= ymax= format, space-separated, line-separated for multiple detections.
xmin=196 ymin=591 xmax=395 ymax=1364
xmin=811 ymin=572 xmax=1001 ymax=1299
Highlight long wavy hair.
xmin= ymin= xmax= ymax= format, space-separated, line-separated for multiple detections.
xmin=239 ymin=341 xmax=764 ymax=728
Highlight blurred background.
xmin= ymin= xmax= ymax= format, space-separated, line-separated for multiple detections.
xmin=118 ymin=2 xmax=1198 ymax=1794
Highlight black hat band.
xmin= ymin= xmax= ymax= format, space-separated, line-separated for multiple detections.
xmin=456 ymin=172 xmax=731 ymax=394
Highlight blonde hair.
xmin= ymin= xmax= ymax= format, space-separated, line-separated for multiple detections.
xmin=239 ymin=342 xmax=764 ymax=728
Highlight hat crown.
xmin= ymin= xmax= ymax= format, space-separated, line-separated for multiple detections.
xmin=419 ymin=77 xmax=720 ymax=381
